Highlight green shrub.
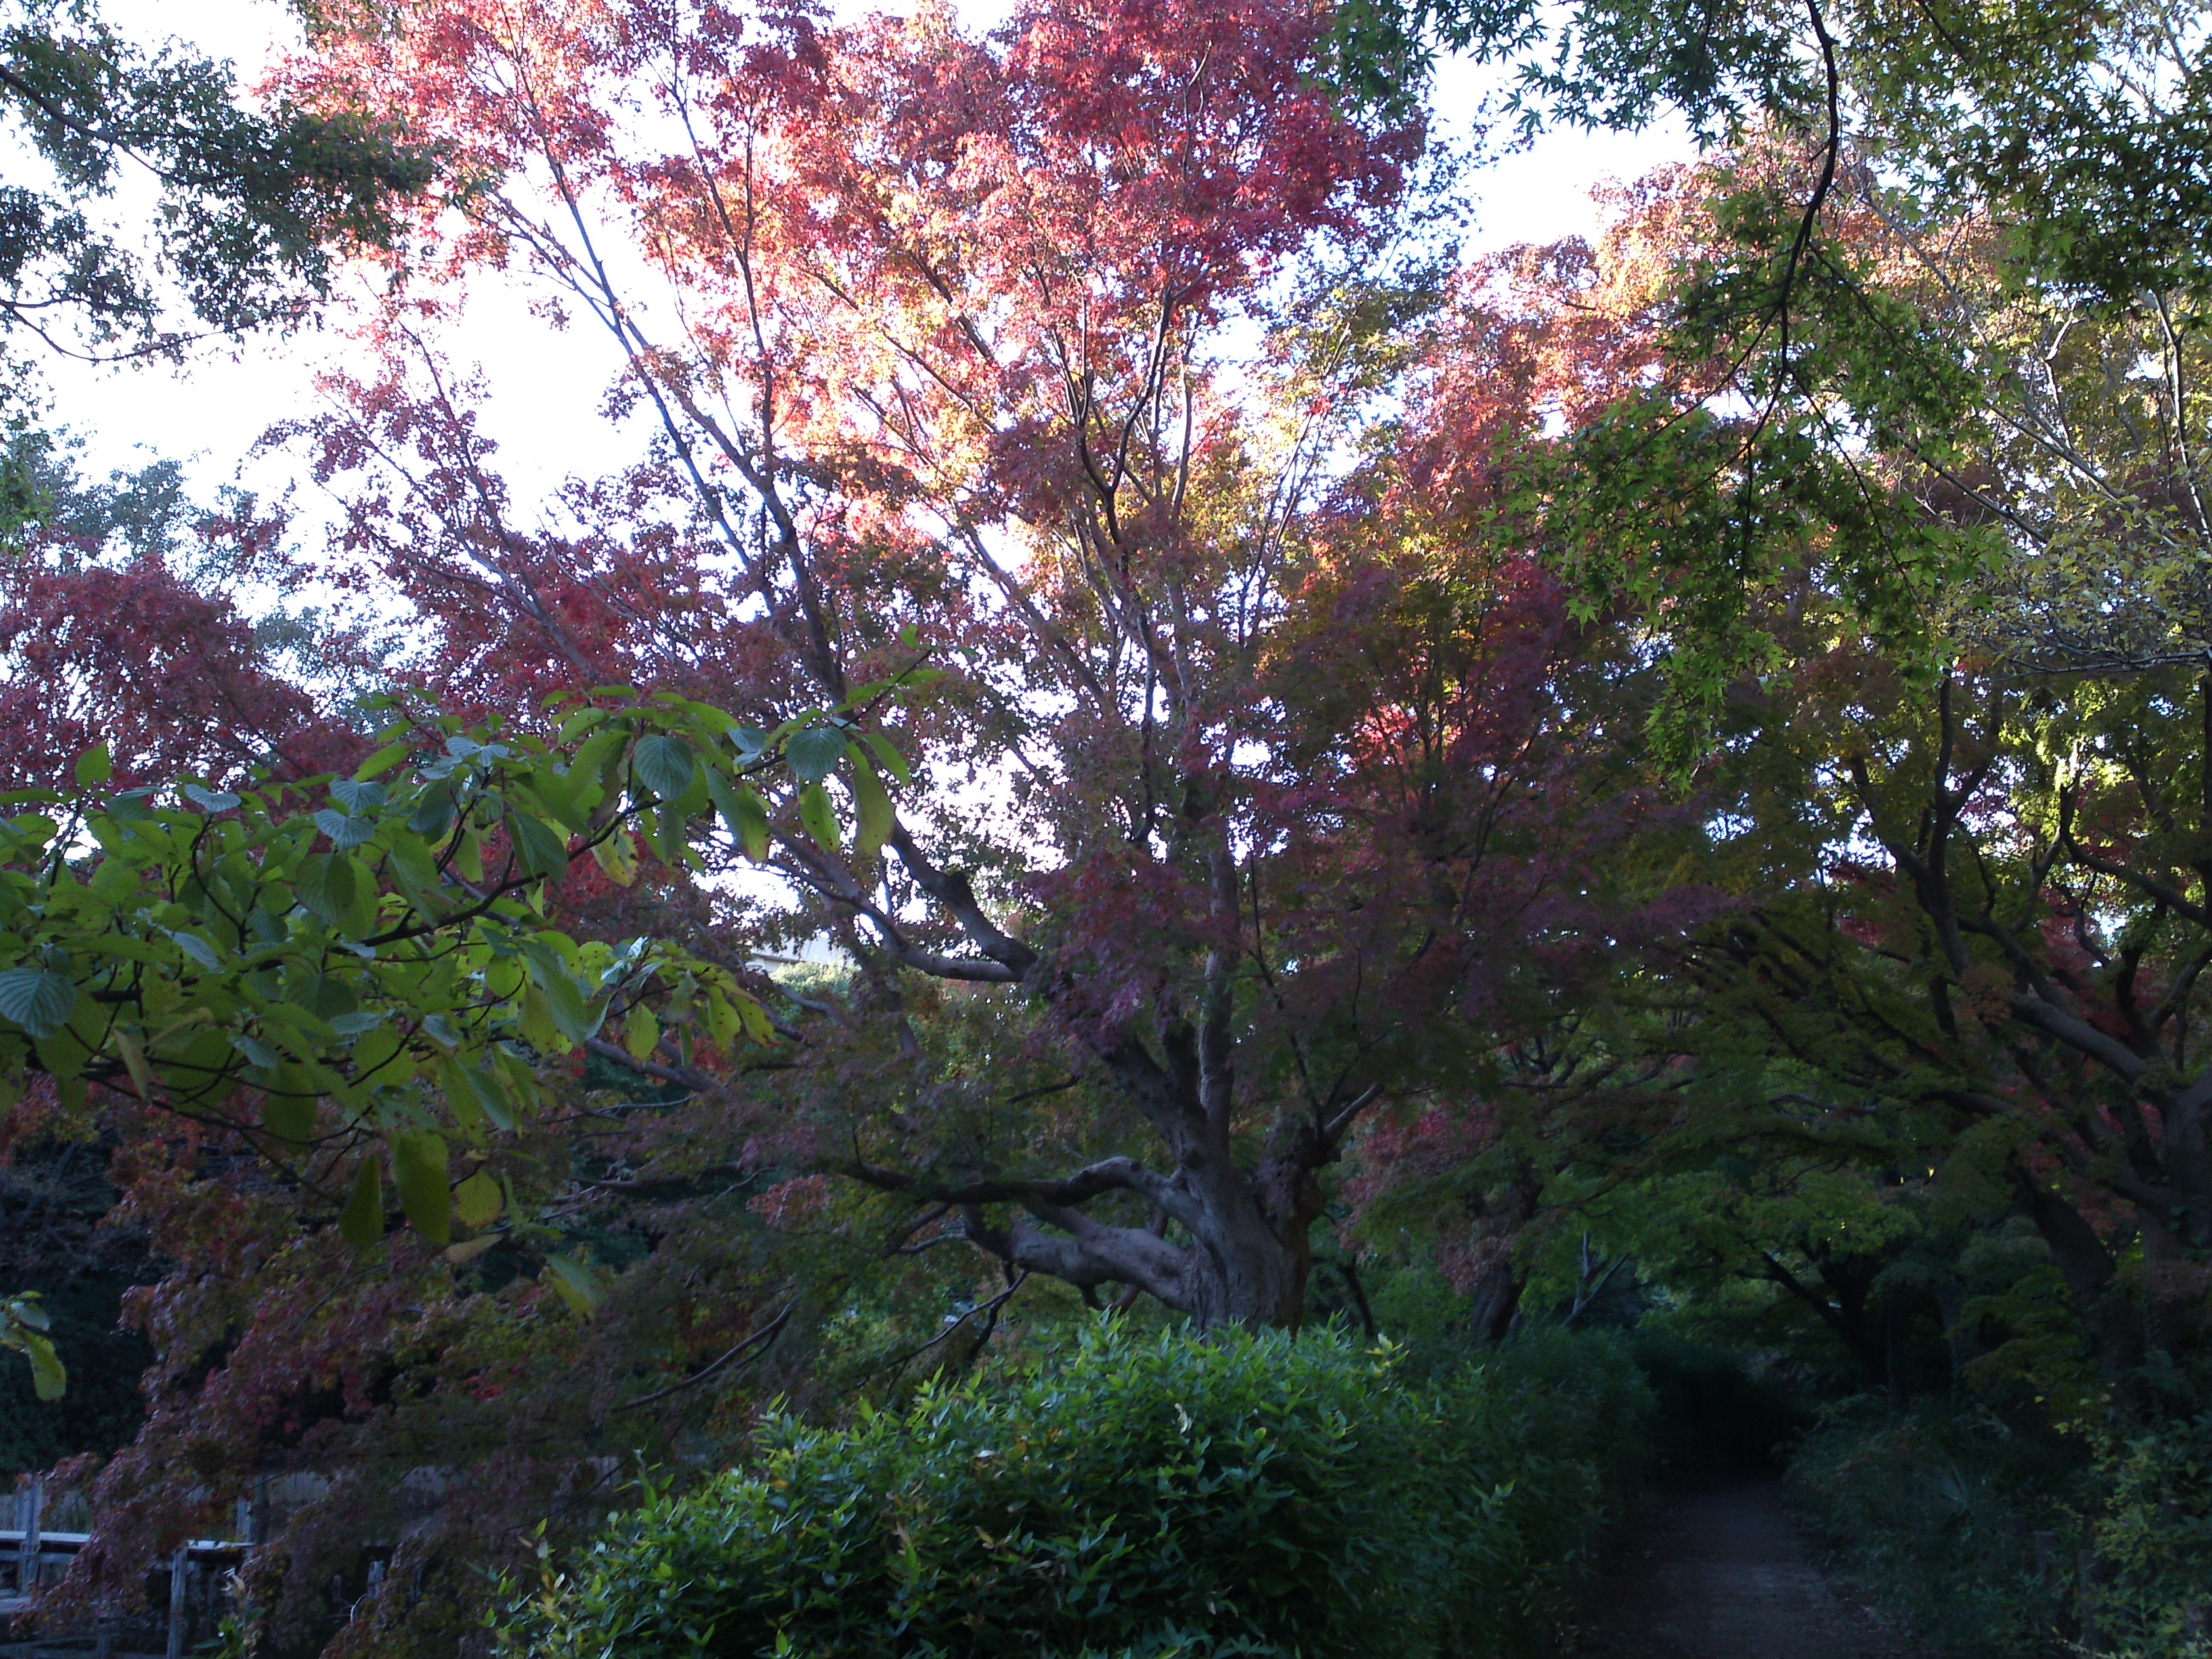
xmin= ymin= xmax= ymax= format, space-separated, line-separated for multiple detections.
xmin=501 ymin=1322 xmax=1650 ymax=1659
xmin=1787 ymin=1400 xmax=2090 ymax=1657
xmin=1789 ymin=1400 xmax=2212 ymax=1658
xmin=2084 ymin=1409 xmax=2212 ymax=1658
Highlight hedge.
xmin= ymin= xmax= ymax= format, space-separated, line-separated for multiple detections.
xmin=502 ymin=1322 xmax=1650 ymax=1659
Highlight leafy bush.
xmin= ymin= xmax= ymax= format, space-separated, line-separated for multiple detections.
xmin=1790 ymin=1402 xmax=2081 ymax=1656
xmin=2083 ymin=1409 xmax=2212 ymax=1658
xmin=1790 ymin=1398 xmax=2212 ymax=1658
xmin=501 ymin=1322 xmax=1650 ymax=1659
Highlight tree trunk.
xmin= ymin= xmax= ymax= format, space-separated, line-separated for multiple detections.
xmin=2012 ymin=1163 xmax=2139 ymax=1375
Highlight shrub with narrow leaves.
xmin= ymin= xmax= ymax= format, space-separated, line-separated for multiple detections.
xmin=501 ymin=1323 xmax=1650 ymax=1659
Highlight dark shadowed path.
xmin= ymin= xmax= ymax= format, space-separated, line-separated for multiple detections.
xmin=1567 ymin=1480 xmax=1923 ymax=1658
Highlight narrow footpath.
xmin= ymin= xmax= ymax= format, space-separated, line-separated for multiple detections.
xmin=1568 ymin=1479 xmax=1923 ymax=1659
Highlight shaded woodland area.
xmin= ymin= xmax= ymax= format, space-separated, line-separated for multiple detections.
xmin=0 ymin=0 xmax=2208 ymax=1652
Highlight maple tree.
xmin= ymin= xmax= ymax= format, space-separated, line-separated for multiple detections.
xmin=256 ymin=0 xmax=1654 ymax=1331
xmin=1 ymin=0 xmax=2208 ymax=1650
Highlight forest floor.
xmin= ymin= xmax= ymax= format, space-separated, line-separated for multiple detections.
xmin=1566 ymin=1477 xmax=1923 ymax=1658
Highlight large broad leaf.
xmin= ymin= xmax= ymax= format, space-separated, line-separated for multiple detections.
xmin=338 ymin=1158 xmax=384 ymax=1249
xmin=538 ymin=969 xmax=607 ymax=1045
xmin=622 ymin=1003 xmax=659 ymax=1062
xmin=451 ymin=1170 xmax=503 ymax=1229
xmin=22 ymin=1330 xmax=65 ymax=1401
xmin=861 ymin=728 xmax=912 ymax=784
xmin=705 ymin=770 xmax=771 ymax=861
xmin=543 ymin=1254 xmax=606 ymax=1316
xmin=303 ymin=975 xmax=361 ymax=1020
xmin=798 ymin=782 xmax=840 ymax=852
xmin=632 ymin=734 xmax=698 ymax=801
xmin=407 ymin=787 xmax=457 ymax=840
xmin=507 ymin=813 xmax=571 ymax=880
xmin=785 ymin=725 xmax=849 ymax=783
xmin=329 ymin=778 xmax=388 ymax=815
xmin=590 ymin=828 xmax=639 ymax=886
xmin=852 ymin=754 xmax=895 ymax=863
xmin=293 ymin=853 xmax=358 ymax=927
xmin=313 ymin=807 xmax=377 ymax=850
xmin=391 ymin=1130 xmax=451 ymax=1245
xmin=260 ymin=1078 xmax=318 ymax=1146
xmin=0 ymin=967 xmax=78 ymax=1039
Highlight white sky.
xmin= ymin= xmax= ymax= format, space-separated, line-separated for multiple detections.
xmin=41 ymin=0 xmax=1693 ymax=509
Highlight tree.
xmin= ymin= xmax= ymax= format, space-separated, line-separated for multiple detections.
xmin=0 ymin=0 xmax=436 ymax=522
xmin=1330 ymin=0 xmax=2211 ymax=757
xmin=259 ymin=0 xmax=1668 ymax=1330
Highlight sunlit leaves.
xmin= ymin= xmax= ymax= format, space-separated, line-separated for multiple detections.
xmin=0 ymin=698 xmax=920 ymax=1298
xmin=0 ymin=1289 xmax=65 ymax=1400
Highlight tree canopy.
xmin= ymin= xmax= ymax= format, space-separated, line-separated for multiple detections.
xmin=1 ymin=0 xmax=2209 ymax=1652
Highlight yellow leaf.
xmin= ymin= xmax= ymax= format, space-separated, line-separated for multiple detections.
xmin=590 ymin=829 xmax=638 ymax=887
xmin=452 ymin=1170 xmax=503 ymax=1229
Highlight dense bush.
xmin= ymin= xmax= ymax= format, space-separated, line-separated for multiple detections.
xmin=2083 ymin=1410 xmax=2212 ymax=1658
xmin=1788 ymin=1402 xmax=2087 ymax=1657
xmin=1790 ymin=1400 xmax=2212 ymax=1658
xmin=500 ymin=1322 xmax=1650 ymax=1659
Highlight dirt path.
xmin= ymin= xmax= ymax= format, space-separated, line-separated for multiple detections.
xmin=1567 ymin=1479 xmax=1922 ymax=1658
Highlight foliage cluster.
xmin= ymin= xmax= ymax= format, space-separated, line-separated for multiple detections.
xmin=1791 ymin=1399 xmax=2212 ymax=1658
xmin=0 ymin=0 xmax=2207 ymax=1650
xmin=504 ymin=1322 xmax=1650 ymax=1659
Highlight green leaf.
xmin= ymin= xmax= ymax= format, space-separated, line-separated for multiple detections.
xmin=538 ymin=969 xmax=606 ymax=1045
xmin=851 ymin=754 xmax=895 ymax=863
xmin=330 ymin=778 xmax=388 ymax=815
xmin=555 ymin=705 xmax=609 ymax=744
xmin=654 ymin=800 xmax=689 ymax=868
xmin=74 ymin=744 xmax=112 ymax=787
xmin=260 ymin=1077 xmax=318 ymax=1145
xmin=622 ymin=1003 xmax=659 ymax=1062
xmin=510 ymin=771 xmax=589 ymax=834
xmin=632 ymin=735 xmax=698 ymax=801
xmin=798 ymin=782 xmax=840 ymax=852
xmin=705 ymin=770 xmax=771 ymax=861
xmin=166 ymin=929 xmax=222 ymax=970
xmin=314 ymin=807 xmax=377 ymax=849
xmin=407 ymin=787 xmax=457 ymax=840
xmin=451 ymin=1170 xmax=503 ymax=1229
xmin=354 ymin=741 xmax=412 ymax=780
xmin=590 ymin=829 xmax=638 ymax=886
xmin=861 ymin=729 xmax=912 ymax=784
xmin=23 ymin=1330 xmax=65 ymax=1401
xmin=104 ymin=788 xmax=156 ymax=824
xmin=293 ymin=853 xmax=358 ymax=926
xmin=544 ymin=1254 xmax=606 ymax=1316
xmin=391 ymin=1130 xmax=451 ymax=1245
xmin=183 ymin=783 xmax=241 ymax=813
xmin=338 ymin=1157 xmax=384 ymax=1249
xmin=0 ymin=967 xmax=78 ymax=1039
xmin=785 ymin=726 xmax=848 ymax=783
xmin=507 ymin=814 xmax=571 ymax=880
